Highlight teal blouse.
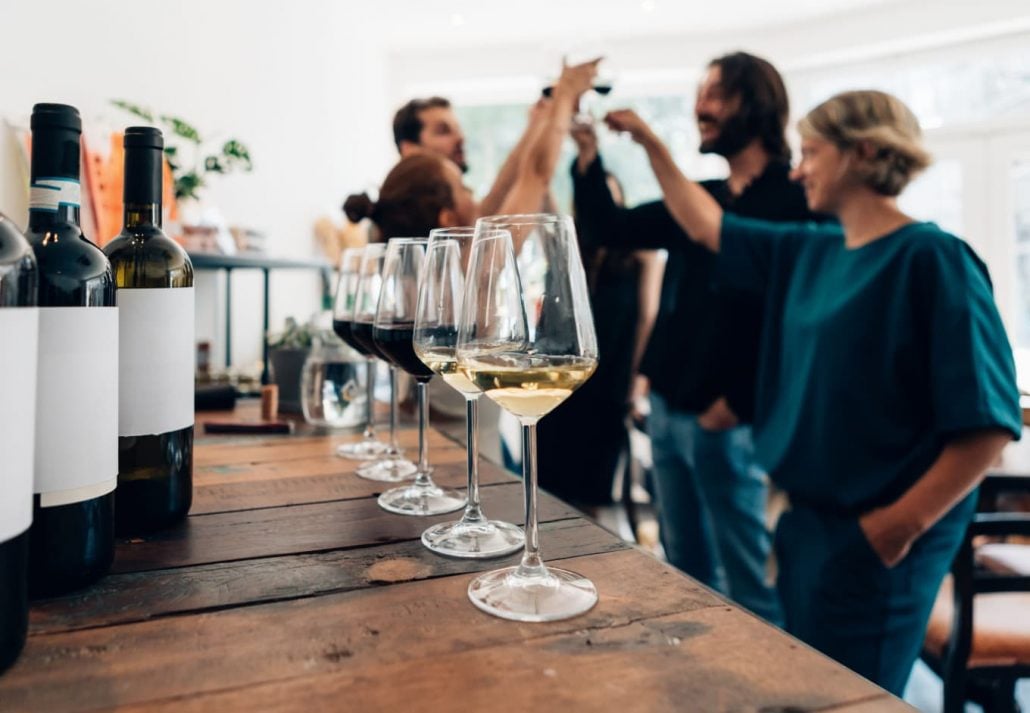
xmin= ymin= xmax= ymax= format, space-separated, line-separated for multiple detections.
xmin=718 ymin=214 xmax=1022 ymax=511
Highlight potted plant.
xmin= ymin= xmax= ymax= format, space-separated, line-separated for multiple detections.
xmin=111 ymin=100 xmax=253 ymax=203
xmin=111 ymin=100 xmax=253 ymax=252
xmin=267 ymin=317 xmax=315 ymax=413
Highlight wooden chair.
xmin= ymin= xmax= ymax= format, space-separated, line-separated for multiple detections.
xmin=922 ymin=476 xmax=1030 ymax=713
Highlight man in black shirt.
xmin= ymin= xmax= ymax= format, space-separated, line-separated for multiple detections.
xmin=573 ymin=52 xmax=821 ymax=624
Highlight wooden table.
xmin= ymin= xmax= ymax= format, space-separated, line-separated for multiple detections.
xmin=0 ymin=423 xmax=913 ymax=712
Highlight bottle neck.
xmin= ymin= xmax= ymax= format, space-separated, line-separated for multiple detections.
xmin=28 ymin=202 xmax=80 ymax=231
xmin=123 ymin=143 xmax=163 ymax=232
xmin=28 ymin=125 xmax=82 ymax=231
xmin=123 ymin=203 xmax=162 ymax=230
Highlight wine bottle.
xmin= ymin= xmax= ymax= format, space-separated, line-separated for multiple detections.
xmin=0 ymin=211 xmax=38 ymax=673
xmin=24 ymin=103 xmax=118 ymax=597
xmin=103 ymin=127 xmax=194 ymax=535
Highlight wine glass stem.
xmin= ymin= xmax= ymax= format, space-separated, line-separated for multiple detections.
xmin=388 ymin=367 xmax=400 ymax=454
xmin=461 ymin=397 xmax=484 ymax=523
xmin=363 ymin=358 xmax=377 ymax=441
xmin=414 ymin=380 xmax=432 ymax=487
xmin=517 ymin=423 xmax=544 ymax=575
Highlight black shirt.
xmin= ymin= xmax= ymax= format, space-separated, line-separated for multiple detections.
xmin=571 ymin=155 xmax=820 ymax=420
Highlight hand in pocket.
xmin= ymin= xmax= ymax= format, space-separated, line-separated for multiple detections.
xmin=857 ymin=507 xmax=920 ymax=568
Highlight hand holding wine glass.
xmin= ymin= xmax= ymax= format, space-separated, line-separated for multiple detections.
xmin=554 ymin=56 xmax=602 ymax=103
xmin=604 ymin=109 xmax=656 ymax=145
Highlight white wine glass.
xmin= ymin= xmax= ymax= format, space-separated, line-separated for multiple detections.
xmin=457 ymin=214 xmax=599 ymax=621
xmin=375 ymin=238 xmax=466 ymax=516
xmin=414 ymin=227 xmax=524 ymax=558
xmin=333 ymin=246 xmax=390 ymax=461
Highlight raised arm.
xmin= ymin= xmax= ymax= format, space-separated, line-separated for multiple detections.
xmin=498 ymin=58 xmax=600 ymax=216
xmin=605 ymin=109 xmax=724 ymax=252
xmin=478 ymin=99 xmax=549 ymax=217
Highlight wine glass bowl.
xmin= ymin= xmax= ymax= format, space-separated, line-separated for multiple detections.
xmin=457 ymin=214 xmax=599 ymax=621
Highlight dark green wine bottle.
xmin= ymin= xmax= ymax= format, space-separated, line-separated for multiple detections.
xmin=24 ymin=103 xmax=117 ymax=598
xmin=104 ymin=127 xmax=194 ymax=535
xmin=0 ymin=211 xmax=37 ymax=673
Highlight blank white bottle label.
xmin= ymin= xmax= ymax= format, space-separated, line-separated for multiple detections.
xmin=117 ymin=287 xmax=195 ymax=437
xmin=0 ymin=308 xmax=38 ymax=542
xmin=35 ymin=307 xmax=119 ymax=508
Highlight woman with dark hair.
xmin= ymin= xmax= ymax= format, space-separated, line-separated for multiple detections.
xmin=343 ymin=152 xmax=476 ymax=241
xmin=604 ymin=90 xmax=1021 ymax=694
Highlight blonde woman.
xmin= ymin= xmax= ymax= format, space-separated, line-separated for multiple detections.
xmin=604 ymin=91 xmax=1021 ymax=693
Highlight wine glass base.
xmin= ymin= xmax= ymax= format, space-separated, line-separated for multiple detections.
xmin=467 ymin=565 xmax=598 ymax=622
xmin=337 ymin=440 xmax=390 ymax=460
xmin=356 ymin=458 xmax=417 ymax=482
xmin=377 ymin=482 xmax=466 ymax=516
xmin=421 ymin=519 xmax=524 ymax=559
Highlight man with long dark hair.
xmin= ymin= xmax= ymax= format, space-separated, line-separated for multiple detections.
xmin=572 ymin=52 xmax=822 ymax=624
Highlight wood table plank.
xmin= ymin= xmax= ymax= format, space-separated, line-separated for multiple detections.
xmin=112 ymin=481 xmax=577 ymax=574
xmin=192 ymin=455 xmax=511 ymax=515
xmin=194 ymin=428 xmax=460 ymax=468
xmin=31 ymin=518 xmax=627 ymax=635
xmin=829 ymin=698 xmax=916 ymax=711
xmin=4 ymin=548 xmax=908 ymax=713
xmin=1 ymin=551 xmax=722 ymax=713
xmin=110 ymin=607 xmax=912 ymax=713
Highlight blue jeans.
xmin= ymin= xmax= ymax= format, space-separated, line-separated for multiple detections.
xmin=649 ymin=393 xmax=783 ymax=624
xmin=775 ymin=494 xmax=974 ymax=695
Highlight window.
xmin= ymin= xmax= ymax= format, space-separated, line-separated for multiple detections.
xmin=456 ymin=92 xmax=720 ymax=213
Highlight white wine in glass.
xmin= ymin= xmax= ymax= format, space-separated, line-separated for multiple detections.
xmin=461 ymin=354 xmax=596 ymax=420
xmin=457 ymin=214 xmax=600 ymax=622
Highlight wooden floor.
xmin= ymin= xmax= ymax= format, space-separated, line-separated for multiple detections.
xmin=0 ymin=422 xmax=915 ymax=712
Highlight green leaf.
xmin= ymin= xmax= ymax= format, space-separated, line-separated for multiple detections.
xmin=111 ymin=99 xmax=155 ymax=123
xmin=160 ymin=115 xmax=202 ymax=144
xmin=204 ymin=156 xmax=225 ymax=173
xmin=175 ymin=172 xmax=204 ymax=201
xmin=221 ymin=140 xmax=253 ymax=169
xmin=111 ymin=99 xmax=254 ymax=202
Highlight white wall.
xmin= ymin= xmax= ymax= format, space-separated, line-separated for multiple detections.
xmin=0 ymin=0 xmax=396 ymax=369
xmin=387 ymin=0 xmax=1030 ymax=106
